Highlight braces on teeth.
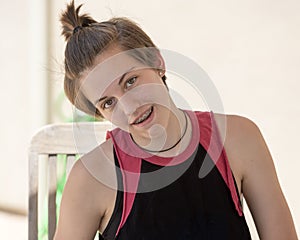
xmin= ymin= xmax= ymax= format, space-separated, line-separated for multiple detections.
xmin=135 ymin=108 xmax=152 ymax=124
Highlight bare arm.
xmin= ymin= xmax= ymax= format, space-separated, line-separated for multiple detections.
xmin=224 ymin=115 xmax=298 ymax=239
xmin=54 ymin=140 xmax=117 ymax=240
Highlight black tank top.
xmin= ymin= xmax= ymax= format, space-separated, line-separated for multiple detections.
xmin=99 ymin=111 xmax=252 ymax=240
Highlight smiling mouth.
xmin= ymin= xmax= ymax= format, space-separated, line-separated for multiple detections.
xmin=132 ymin=106 xmax=153 ymax=125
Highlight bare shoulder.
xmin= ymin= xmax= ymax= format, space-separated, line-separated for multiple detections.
xmin=212 ymin=113 xmax=261 ymax=181
xmin=67 ymin=137 xmax=116 ymax=199
xmin=213 ymin=112 xmax=281 ymax=192
xmin=54 ymin=139 xmax=117 ymax=240
xmin=213 ymin=112 xmax=298 ymax=239
xmin=213 ymin=113 xmax=260 ymax=143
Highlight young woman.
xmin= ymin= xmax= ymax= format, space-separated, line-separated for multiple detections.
xmin=54 ymin=1 xmax=298 ymax=239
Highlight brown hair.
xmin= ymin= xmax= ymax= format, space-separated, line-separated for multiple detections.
xmin=60 ymin=0 xmax=165 ymax=118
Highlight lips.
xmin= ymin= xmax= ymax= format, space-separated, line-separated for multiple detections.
xmin=132 ymin=106 xmax=153 ymax=125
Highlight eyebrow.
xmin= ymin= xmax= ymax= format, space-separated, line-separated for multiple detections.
xmin=93 ymin=66 xmax=136 ymax=105
xmin=118 ymin=66 xmax=136 ymax=85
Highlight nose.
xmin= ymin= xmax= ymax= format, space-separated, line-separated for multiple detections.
xmin=118 ymin=92 xmax=140 ymax=116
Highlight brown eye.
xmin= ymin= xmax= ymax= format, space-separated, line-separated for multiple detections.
xmin=125 ymin=76 xmax=137 ymax=89
xmin=103 ymin=98 xmax=116 ymax=109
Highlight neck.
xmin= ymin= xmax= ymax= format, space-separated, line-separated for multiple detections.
xmin=131 ymin=108 xmax=191 ymax=156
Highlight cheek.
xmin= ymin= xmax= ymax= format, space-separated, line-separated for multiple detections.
xmin=99 ymin=110 xmax=111 ymax=121
xmin=104 ymin=106 xmax=131 ymax=131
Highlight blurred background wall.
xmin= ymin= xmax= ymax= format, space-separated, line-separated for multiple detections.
xmin=0 ymin=0 xmax=299 ymax=239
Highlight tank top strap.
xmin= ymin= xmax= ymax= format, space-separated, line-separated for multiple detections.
xmin=196 ymin=111 xmax=243 ymax=216
xmin=106 ymin=128 xmax=142 ymax=237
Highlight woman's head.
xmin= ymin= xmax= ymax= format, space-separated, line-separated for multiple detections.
xmin=60 ymin=0 xmax=166 ymax=119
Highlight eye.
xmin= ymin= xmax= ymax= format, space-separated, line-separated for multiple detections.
xmin=102 ymin=98 xmax=116 ymax=109
xmin=124 ymin=76 xmax=137 ymax=89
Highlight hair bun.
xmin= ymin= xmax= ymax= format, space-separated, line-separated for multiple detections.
xmin=60 ymin=0 xmax=97 ymax=41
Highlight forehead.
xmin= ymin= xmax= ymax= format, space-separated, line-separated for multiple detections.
xmin=80 ymin=47 xmax=145 ymax=103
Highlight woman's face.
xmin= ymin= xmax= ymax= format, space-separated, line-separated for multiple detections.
xmin=81 ymin=46 xmax=174 ymax=137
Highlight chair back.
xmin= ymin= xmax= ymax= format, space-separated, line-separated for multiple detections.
xmin=28 ymin=122 xmax=112 ymax=240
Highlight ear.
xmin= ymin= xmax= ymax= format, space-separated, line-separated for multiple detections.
xmin=156 ymin=51 xmax=166 ymax=75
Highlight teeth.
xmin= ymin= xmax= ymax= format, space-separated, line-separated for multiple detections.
xmin=135 ymin=108 xmax=152 ymax=124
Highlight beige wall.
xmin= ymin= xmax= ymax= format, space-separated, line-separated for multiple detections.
xmin=0 ymin=0 xmax=50 ymax=212
xmin=0 ymin=0 xmax=298 ymax=238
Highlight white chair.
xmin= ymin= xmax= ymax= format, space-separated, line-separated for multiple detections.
xmin=28 ymin=122 xmax=112 ymax=240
